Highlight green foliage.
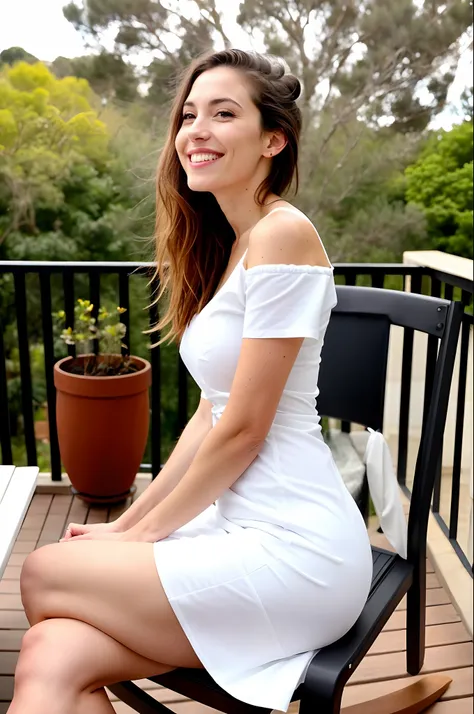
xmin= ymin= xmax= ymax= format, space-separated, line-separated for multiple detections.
xmin=53 ymin=298 xmax=134 ymax=376
xmin=0 ymin=47 xmax=39 ymax=67
xmin=405 ymin=122 xmax=473 ymax=257
xmin=5 ymin=342 xmax=46 ymax=439
xmin=295 ymin=117 xmax=428 ymax=262
xmin=52 ymin=51 xmax=139 ymax=103
xmin=0 ymin=61 xmax=138 ymax=262
xmin=460 ymin=86 xmax=473 ymax=121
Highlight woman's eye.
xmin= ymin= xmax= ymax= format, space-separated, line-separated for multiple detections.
xmin=181 ymin=110 xmax=234 ymax=122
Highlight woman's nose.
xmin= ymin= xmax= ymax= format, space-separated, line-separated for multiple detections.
xmin=187 ymin=118 xmax=212 ymax=142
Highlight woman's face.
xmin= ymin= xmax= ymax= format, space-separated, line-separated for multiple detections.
xmin=175 ymin=67 xmax=273 ymax=195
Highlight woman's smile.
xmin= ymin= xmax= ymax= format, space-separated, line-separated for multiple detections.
xmin=188 ymin=149 xmax=224 ymax=168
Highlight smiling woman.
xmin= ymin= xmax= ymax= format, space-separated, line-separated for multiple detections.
xmin=12 ymin=49 xmax=372 ymax=714
xmin=152 ymin=50 xmax=303 ymax=341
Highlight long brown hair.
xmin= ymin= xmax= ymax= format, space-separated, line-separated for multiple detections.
xmin=151 ymin=49 xmax=302 ymax=343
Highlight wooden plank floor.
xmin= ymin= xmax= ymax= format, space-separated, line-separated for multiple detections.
xmin=0 ymin=487 xmax=472 ymax=714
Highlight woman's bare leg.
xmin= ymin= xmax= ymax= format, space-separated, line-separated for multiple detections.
xmin=10 ymin=688 xmax=116 ymax=714
xmin=8 ymin=618 xmax=176 ymax=714
xmin=78 ymin=689 xmax=116 ymax=714
xmin=20 ymin=541 xmax=202 ymax=668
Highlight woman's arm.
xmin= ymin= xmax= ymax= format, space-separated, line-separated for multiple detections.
xmin=127 ymin=336 xmax=303 ymax=542
xmin=114 ymin=396 xmax=213 ymax=531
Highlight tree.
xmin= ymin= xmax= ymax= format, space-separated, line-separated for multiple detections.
xmin=62 ymin=0 xmax=472 ymax=220
xmin=294 ymin=115 xmax=428 ymax=262
xmin=405 ymin=121 xmax=473 ymax=258
xmin=0 ymin=61 xmax=136 ymax=261
xmin=238 ymin=0 xmax=471 ymax=130
xmin=460 ymin=85 xmax=473 ymax=121
xmin=235 ymin=0 xmax=471 ymax=254
xmin=0 ymin=46 xmax=38 ymax=67
xmin=140 ymin=17 xmax=216 ymax=107
xmin=52 ymin=51 xmax=139 ymax=104
xmin=0 ymin=61 xmax=186 ymax=468
xmin=63 ymin=0 xmax=230 ymax=65
xmin=62 ymin=1 xmax=230 ymax=107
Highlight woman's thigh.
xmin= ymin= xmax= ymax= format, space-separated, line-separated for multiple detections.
xmin=20 ymin=541 xmax=203 ymax=669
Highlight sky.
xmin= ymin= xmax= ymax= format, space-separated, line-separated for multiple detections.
xmin=0 ymin=0 xmax=472 ymax=129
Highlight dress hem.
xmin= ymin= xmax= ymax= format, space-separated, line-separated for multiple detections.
xmin=153 ymin=540 xmax=310 ymax=712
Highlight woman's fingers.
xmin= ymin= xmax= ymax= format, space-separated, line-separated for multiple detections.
xmin=62 ymin=523 xmax=87 ymax=540
xmin=60 ymin=534 xmax=90 ymax=542
xmin=60 ymin=531 xmax=126 ymax=543
xmin=60 ymin=521 xmax=117 ymax=542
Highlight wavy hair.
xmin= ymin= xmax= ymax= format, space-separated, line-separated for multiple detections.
xmin=151 ymin=49 xmax=302 ymax=343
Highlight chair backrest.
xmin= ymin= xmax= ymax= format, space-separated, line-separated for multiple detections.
xmin=318 ymin=310 xmax=390 ymax=431
xmin=318 ymin=286 xmax=463 ymax=571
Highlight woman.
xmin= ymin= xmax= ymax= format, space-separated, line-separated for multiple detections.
xmin=11 ymin=49 xmax=373 ymax=714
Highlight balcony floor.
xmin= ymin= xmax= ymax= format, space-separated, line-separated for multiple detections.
xmin=0 ymin=484 xmax=473 ymax=713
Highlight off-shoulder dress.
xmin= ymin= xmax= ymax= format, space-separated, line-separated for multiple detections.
xmin=153 ymin=211 xmax=373 ymax=712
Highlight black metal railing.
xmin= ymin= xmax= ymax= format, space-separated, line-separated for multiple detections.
xmin=0 ymin=262 xmax=165 ymax=480
xmin=0 ymin=259 xmax=472 ymax=572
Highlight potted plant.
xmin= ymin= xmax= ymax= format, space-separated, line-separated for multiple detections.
xmin=53 ymin=299 xmax=151 ymax=504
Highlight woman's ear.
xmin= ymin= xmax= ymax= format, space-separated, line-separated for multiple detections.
xmin=264 ymin=130 xmax=287 ymax=158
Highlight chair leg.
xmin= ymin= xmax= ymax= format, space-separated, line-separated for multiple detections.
xmin=107 ymin=681 xmax=175 ymax=714
xmin=406 ymin=579 xmax=426 ymax=675
xmin=340 ymin=673 xmax=452 ymax=714
xmin=299 ymin=689 xmax=343 ymax=714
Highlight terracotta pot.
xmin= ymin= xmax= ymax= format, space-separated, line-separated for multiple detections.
xmin=54 ymin=355 xmax=151 ymax=504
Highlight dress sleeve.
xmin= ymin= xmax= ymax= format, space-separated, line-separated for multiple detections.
xmin=242 ymin=264 xmax=337 ymax=340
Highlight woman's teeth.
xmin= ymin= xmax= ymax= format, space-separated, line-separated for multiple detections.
xmin=190 ymin=153 xmax=221 ymax=163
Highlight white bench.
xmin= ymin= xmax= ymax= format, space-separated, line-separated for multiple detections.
xmin=0 ymin=465 xmax=38 ymax=579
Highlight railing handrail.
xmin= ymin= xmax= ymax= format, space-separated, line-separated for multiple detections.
xmin=0 ymin=261 xmax=156 ymax=271
xmin=0 ymin=260 xmax=425 ymax=276
xmin=0 ymin=260 xmax=416 ymax=267
xmin=404 ymin=250 xmax=474 ymax=283
xmin=1 ymin=258 xmax=472 ymax=289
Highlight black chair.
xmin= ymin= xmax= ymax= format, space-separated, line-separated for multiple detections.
xmin=109 ymin=286 xmax=463 ymax=714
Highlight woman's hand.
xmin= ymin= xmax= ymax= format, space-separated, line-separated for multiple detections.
xmin=60 ymin=521 xmax=157 ymax=543
xmin=60 ymin=520 xmax=122 ymax=542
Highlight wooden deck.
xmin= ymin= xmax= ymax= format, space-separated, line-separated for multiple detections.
xmin=0 ymin=486 xmax=472 ymax=713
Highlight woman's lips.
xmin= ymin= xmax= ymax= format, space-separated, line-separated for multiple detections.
xmin=188 ymin=151 xmax=224 ymax=168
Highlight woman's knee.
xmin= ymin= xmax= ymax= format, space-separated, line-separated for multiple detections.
xmin=15 ymin=621 xmax=79 ymax=689
xmin=20 ymin=545 xmax=57 ymax=619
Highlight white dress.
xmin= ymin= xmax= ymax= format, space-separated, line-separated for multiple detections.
xmin=153 ymin=223 xmax=373 ymax=712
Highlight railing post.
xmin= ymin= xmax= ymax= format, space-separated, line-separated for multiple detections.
xmin=13 ymin=271 xmax=37 ymax=467
xmin=449 ymin=292 xmax=472 ymax=539
xmin=118 ymin=271 xmax=131 ymax=356
xmin=0 ymin=320 xmax=13 ymax=465
xmin=39 ymin=272 xmax=62 ymax=481
xmin=149 ymin=275 xmax=161 ymax=479
xmin=89 ymin=271 xmax=100 ymax=355
xmin=63 ymin=270 xmax=76 ymax=359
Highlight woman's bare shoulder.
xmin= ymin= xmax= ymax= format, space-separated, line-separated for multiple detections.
xmin=247 ymin=205 xmax=331 ymax=269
